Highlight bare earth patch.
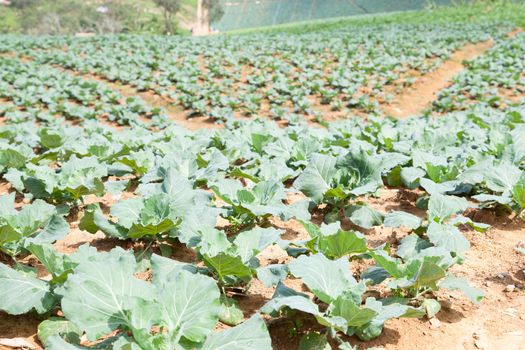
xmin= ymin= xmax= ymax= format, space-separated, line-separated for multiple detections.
xmin=381 ymin=39 xmax=494 ymax=118
xmin=68 ymin=71 xmax=223 ymax=131
xmin=381 ymin=27 xmax=523 ymax=119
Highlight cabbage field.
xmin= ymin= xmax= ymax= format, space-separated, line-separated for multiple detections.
xmin=0 ymin=8 xmax=524 ymax=350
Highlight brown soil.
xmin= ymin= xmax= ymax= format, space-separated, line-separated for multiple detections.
xmin=0 ymin=313 xmax=41 ymax=350
xmin=264 ymin=189 xmax=525 ymax=350
xmin=498 ymin=86 xmax=525 ymax=105
xmin=381 ymin=39 xmax=495 ymax=118
xmin=508 ymin=27 xmax=524 ymax=38
xmin=73 ymin=72 xmax=222 ymax=131
xmin=356 ymin=188 xmax=525 ymax=350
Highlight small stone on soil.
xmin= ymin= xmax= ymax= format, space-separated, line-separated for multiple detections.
xmin=497 ymin=272 xmax=509 ymax=279
xmin=429 ymin=318 xmax=441 ymax=329
xmin=504 ymin=284 xmax=516 ymax=292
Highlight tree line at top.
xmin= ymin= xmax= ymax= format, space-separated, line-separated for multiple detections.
xmin=0 ymin=0 xmax=224 ymax=35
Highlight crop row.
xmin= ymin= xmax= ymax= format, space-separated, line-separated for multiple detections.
xmin=0 ymin=22 xmax=511 ymax=123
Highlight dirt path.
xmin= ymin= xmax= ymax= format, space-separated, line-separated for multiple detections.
xmin=381 ymin=39 xmax=494 ymax=118
xmin=382 ymin=28 xmax=524 ymax=119
xmin=66 ymin=71 xmax=222 ymax=131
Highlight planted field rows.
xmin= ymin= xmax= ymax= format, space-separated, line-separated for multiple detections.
xmin=0 ymin=18 xmax=524 ymax=350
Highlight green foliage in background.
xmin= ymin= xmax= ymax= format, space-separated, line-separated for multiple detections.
xmin=204 ymin=0 xmax=225 ymax=24
xmin=0 ymin=8 xmax=19 ymax=34
xmin=154 ymin=0 xmax=181 ymax=34
xmin=0 ymin=0 xmax=195 ymax=35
